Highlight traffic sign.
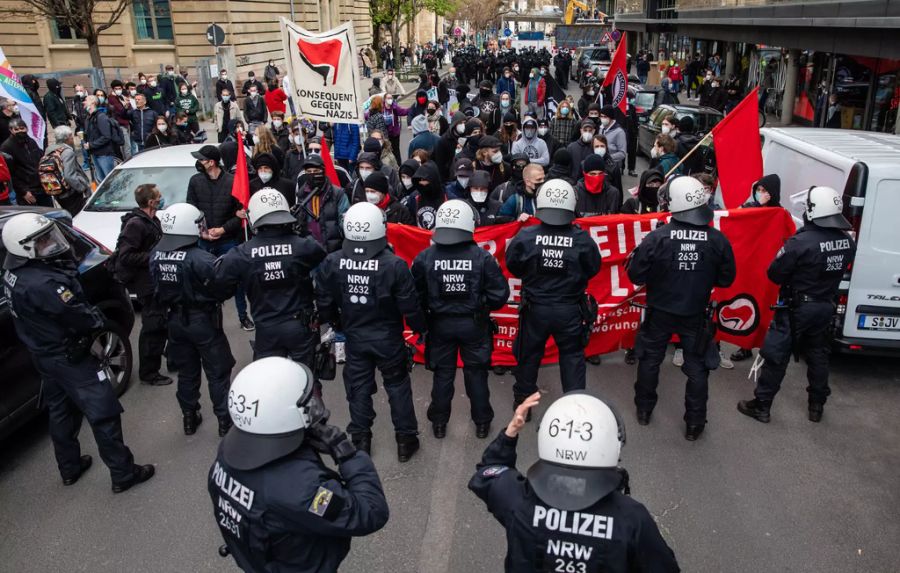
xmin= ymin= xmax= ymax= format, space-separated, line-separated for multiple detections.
xmin=503 ymin=28 xmax=512 ymax=37
xmin=611 ymin=30 xmax=621 ymax=41
xmin=600 ymin=31 xmax=613 ymax=44
xmin=206 ymin=24 xmax=225 ymax=47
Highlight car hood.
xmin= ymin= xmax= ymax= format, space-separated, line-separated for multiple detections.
xmin=72 ymin=210 xmax=124 ymax=252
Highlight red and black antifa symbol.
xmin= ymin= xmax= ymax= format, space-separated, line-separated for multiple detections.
xmin=297 ymin=37 xmax=343 ymax=86
xmin=716 ymin=294 xmax=760 ymax=336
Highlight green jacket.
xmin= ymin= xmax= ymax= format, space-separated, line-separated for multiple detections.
xmin=176 ymin=94 xmax=200 ymax=118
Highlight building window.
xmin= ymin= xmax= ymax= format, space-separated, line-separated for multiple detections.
xmin=133 ymin=0 xmax=173 ymax=41
xmin=51 ymin=19 xmax=84 ymax=41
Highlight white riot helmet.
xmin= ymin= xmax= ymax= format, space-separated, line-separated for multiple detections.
xmin=247 ymin=188 xmax=295 ymax=230
xmin=805 ymin=186 xmax=850 ymax=229
xmin=1 ymin=213 xmax=70 ymax=260
xmin=535 ymin=178 xmax=577 ymax=225
xmin=156 ymin=203 xmax=205 ymax=251
xmin=222 ymin=357 xmax=326 ymax=470
xmin=433 ymin=199 xmax=476 ymax=245
xmin=342 ymin=202 xmax=387 ymax=260
xmin=527 ymin=391 xmax=626 ymax=511
xmin=666 ymin=176 xmax=713 ymax=225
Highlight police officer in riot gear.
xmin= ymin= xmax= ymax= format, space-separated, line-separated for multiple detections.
xmin=738 ymin=186 xmax=856 ymax=424
xmin=626 ymin=176 xmax=736 ymax=441
xmin=150 ymin=203 xmax=236 ymax=437
xmin=506 ymin=179 xmax=602 ymax=416
xmin=411 ymin=200 xmax=510 ymax=439
xmin=209 ymin=357 xmax=389 ymax=573
xmin=315 ymin=202 xmax=427 ymax=461
xmin=469 ymin=391 xmax=680 ymax=573
xmin=215 ymin=189 xmax=326 ymax=367
xmin=2 ymin=213 xmax=155 ymax=492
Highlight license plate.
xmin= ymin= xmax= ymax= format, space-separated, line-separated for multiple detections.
xmin=858 ymin=314 xmax=900 ymax=331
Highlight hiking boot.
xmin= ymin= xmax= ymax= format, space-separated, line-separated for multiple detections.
xmin=432 ymin=423 xmax=447 ymax=439
xmin=685 ymin=424 xmax=705 ymax=441
xmin=62 ymin=455 xmax=93 ymax=486
xmin=183 ymin=410 xmax=202 ymax=435
xmin=396 ymin=434 xmax=420 ymax=463
xmin=112 ymin=464 xmax=156 ymax=494
xmin=737 ymin=399 xmax=771 ymax=423
xmin=475 ymin=422 xmax=491 ymax=439
xmin=808 ymin=403 xmax=824 ymax=423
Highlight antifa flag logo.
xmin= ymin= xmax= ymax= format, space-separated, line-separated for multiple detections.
xmin=610 ymin=69 xmax=627 ymax=108
xmin=716 ymin=294 xmax=760 ymax=336
xmin=296 ymin=37 xmax=343 ymax=86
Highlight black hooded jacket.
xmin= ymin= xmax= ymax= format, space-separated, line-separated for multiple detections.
xmin=43 ymin=79 xmax=69 ymax=127
xmin=622 ymin=167 xmax=664 ymax=214
xmin=403 ymin=161 xmax=445 ymax=230
xmin=434 ymin=114 xmax=466 ymax=181
xmin=574 ymin=177 xmax=623 ymax=217
xmin=250 ymin=152 xmax=296 ymax=206
xmin=742 ymin=174 xmax=782 ymax=208
xmin=112 ymin=208 xmax=162 ymax=296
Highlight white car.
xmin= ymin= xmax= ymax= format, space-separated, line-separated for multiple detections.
xmin=74 ymin=144 xmax=205 ymax=250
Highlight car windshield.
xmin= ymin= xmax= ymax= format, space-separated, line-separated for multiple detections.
xmin=86 ymin=166 xmax=196 ymax=211
xmin=588 ymin=48 xmax=610 ymax=61
xmin=634 ymin=92 xmax=657 ymax=109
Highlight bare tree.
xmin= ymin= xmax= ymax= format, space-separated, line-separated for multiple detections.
xmin=0 ymin=0 xmax=133 ymax=86
xmin=450 ymin=0 xmax=505 ymax=36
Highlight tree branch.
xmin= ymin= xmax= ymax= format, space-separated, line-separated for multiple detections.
xmin=96 ymin=0 xmax=131 ymax=34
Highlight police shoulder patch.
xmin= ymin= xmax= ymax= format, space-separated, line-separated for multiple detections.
xmin=56 ymin=285 xmax=75 ymax=303
xmin=481 ymin=465 xmax=509 ymax=478
xmin=308 ymin=486 xmax=334 ymax=517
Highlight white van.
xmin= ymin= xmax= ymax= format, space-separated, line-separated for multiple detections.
xmin=760 ymin=127 xmax=900 ymax=355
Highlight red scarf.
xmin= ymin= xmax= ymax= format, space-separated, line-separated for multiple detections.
xmin=584 ymin=172 xmax=606 ymax=194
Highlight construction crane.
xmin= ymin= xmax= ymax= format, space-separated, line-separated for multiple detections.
xmin=565 ymin=0 xmax=590 ymax=25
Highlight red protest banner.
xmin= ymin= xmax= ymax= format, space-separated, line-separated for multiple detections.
xmin=388 ymin=208 xmax=796 ymax=366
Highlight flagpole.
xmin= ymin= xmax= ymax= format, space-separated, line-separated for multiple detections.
xmin=663 ymin=131 xmax=713 ymax=179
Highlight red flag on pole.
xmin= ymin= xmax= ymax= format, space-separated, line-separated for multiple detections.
xmin=711 ymin=87 xmax=763 ymax=209
xmin=601 ymin=32 xmax=628 ymax=116
xmin=319 ymin=137 xmax=341 ymax=186
xmin=232 ymin=130 xmax=251 ymax=208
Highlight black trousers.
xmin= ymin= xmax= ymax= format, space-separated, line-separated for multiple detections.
xmin=253 ymin=318 xmax=316 ymax=364
xmin=137 ymin=294 xmax=168 ymax=380
xmin=634 ymin=308 xmax=719 ymax=425
xmin=33 ymin=354 xmax=135 ymax=482
xmin=389 ymin=135 xmax=402 ymax=165
xmin=426 ymin=315 xmax=494 ymax=426
xmin=56 ymin=192 xmax=87 ymax=217
xmin=755 ymin=301 xmax=834 ymax=405
xmin=167 ymin=309 xmax=235 ymax=420
xmin=343 ymin=336 xmax=418 ymax=437
xmin=513 ymin=303 xmax=585 ymax=398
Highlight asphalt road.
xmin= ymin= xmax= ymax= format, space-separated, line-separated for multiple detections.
xmin=2 ymin=87 xmax=900 ymax=573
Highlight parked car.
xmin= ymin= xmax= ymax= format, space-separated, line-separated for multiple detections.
xmin=0 ymin=206 xmax=135 ymax=441
xmin=630 ymin=86 xmax=665 ymax=121
xmin=73 ymin=144 xmax=204 ymax=251
xmin=637 ymin=103 xmax=724 ymax=158
xmin=572 ymin=46 xmax=611 ymax=81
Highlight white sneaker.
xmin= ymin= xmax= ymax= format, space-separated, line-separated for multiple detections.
xmin=672 ymin=348 xmax=684 ymax=367
xmin=334 ymin=341 xmax=346 ymax=364
xmin=719 ymin=351 xmax=734 ymax=369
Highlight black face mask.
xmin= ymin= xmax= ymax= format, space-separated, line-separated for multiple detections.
xmin=309 ymin=173 xmax=326 ymax=188
xmin=419 ymin=183 xmax=437 ymax=197
xmin=480 ymin=89 xmax=491 ymax=98
xmin=504 ymin=125 xmax=515 ymax=133
xmin=195 ymin=160 xmax=207 ymax=173
xmin=511 ymin=163 xmax=527 ymax=180
xmin=14 ymin=131 xmax=28 ymax=141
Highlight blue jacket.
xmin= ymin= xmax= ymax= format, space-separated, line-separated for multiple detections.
xmin=332 ymin=123 xmax=360 ymax=162
xmin=496 ymin=76 xmax=516 ymax=101
xmin=408 ymin=132 xmax=440 ymax=156
xmin=128 ymin=107 xmax=158 ymax=145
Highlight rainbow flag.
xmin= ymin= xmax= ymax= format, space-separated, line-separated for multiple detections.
xmin=0 ymin=47 xmax=45 ymax=148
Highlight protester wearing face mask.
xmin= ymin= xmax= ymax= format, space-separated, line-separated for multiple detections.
xmin=398 ymin=158 xmax=419 ymax=199
xmin=82 ymin=95 xmax=119 ymax=183
xmin=473 ymin=80 xmax=501 ymax=134
xmin=141 ymin=76 xmax=166 ymax=117
xmin=496 ymin=67 xmax=517 ymax=101
xmin=403 ymin=160 xmax=446 ymax=230
xmin=214 ymin=89 xmax=243 ymax=145
xmin=546 ymin=148 xmax=576 ymax=185
xmin=423 ymin=100 xmax=447 ymax=135
xmin=622 ymin=166 xmax=664 ymax=215
xmin=364 ymin=171 xmax=414 ymax=224
xmin=2 ymin=118 xmax=51 ymax=206
xmin=349 ymin=156 xmax=382 ymax=203
xmin=382 ymin=69 xmax=406 ymax=97
xmin=660 ymin=115 xmax=679 ymax=138
xmin=551 ymin=100 xmax=578 ymax=144
xmin=465 ymin=170 xmax=508 ymax=226
xmin=498 ymin=163 xmax=545 ymax=222
xmin=497 ymin=111 xmax=520 ymax=156
xmin=215 ymin=69 xmax=235 ymax=102
xmin=497 ymin=91 xmax=516 ymax=117
xmin=445 ymin=157 xmax=474 ymax=200
xmin=409 ymin=114 xmax=440 ymax=158
xmin=491 ymin=153 xmax=529 ymax=204
xmin=159 ymin=65 xmax=185 ymax=115
xmin=474 ymin=135 xmax=509 ymax=190
xmin=511 ymin=117 xmax=550 ymax=167
xmin=241 ymin=71 xmax=266 ymax=97
xmin=535 ymin=118 xmax=560 ymax=157
xmin=293 ymin=153 xmax=350 ymax=253
xmin=578 ymin=83 xmax=597 ymax=118
xmin=408 ymin=89 xmax=431 ymax=126
xmin=171 ymin=111 xmax=193 ymax=144
xmin=574 ymin=154 xmax=622 ymax=217
xmin=176 ymin=83 xmax=201 ymax=133
xmin=524 ymin=67 xmax=546 ymax=119
xmin=433 ymin=112 xmax=468 ymax=181
xmin=381 ymin=94 xmax=410 ymax=165
xmin=591 ymin=134 xmax=623 ymax=193
xmin=565 ymin=119 xmax=597 ymax=180
xmin=650 ymin=134 xmax=681 ymax=176
xmin=243 ymin=85 xmax=269 ymax=127
xmin=267 ymin=110 xmax=289 ymax=152
xmin=456 ymin=118 xmax=484 ymax=161
xmin=698 ymin=71 xmax=716 ymax=108
xmin=249 ymin=152 xmax=295 ymax=206
xmin=597 ymin=105 xmax=627 ymax=168
xmin=144 ymin=117 xmax=174 ymax=150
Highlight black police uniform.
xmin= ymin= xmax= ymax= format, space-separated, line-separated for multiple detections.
xmin=215 ymin=227 xmax=326 ymax=362
xmin=209 ymin=443 xmax=389 ymax=572
xmin=315 ymin=246 xmax=427 ymax=443
xmin=506 ymin=223 xmax=602 ymax=400
xmin=626 ymin=220 xmax=736 ymax=427
xmin=411 ymin=242 xmax=510 ymax=429
xmin=753 ymin=223 xmax=855 ymax=406
xmin=2 ymin=260 xmax=136 ymax=483
xmin=469 ymin=432 xmax=680 ymax=573
xmin=150 ymin=244 xmax=235 ymax=424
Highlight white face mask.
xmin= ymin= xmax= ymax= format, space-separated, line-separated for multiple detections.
xmin=149 ymin=80 xmax=158 ymax=88
xmin=365 ymin=191 xmax=382 ymax=204
xmin=252 ymin=134 xmax=260 ymax=145
xmin=651 ymin=146 xmax=661 ymax=159
xmin=457 ymin=136 xmax=467 ymax=147
xmin=385 ymin=98 xmax=393 ymax=107
xmin=140 ymin=79 xmax=147 ymax=85
xmin=457 ymin=176 xmax=469 ymax=188
xmin=157 ymin=124 xmax=167 ymax=133
xmin=456 ymin=123 xmax=466 ymax=134
xmin=538 ymin=127 xmax=549 ymax=136
xmin=587 ymin=90 xmax=595 ymax=96
xmin=249 ymin=91 xmax=258 ymax=98
xmin=259 ymin=171 xmax=273 ymax=183
xmin=491 ymin=151 xmax=503 ymax=164
xmin=661 ymin=125 xmax=672 ymax=135
xmin=272 ymin=120 xmax=283 ymax=129
xmin=600 ymin=117 xmax=610 ymax=127
xmin=471 ymin=190 xmax=488 ymax=202
xmin=114 ymin=89 xmax=123 ymax=96
xmin=359 ymin=168 xmax=373 ymax=180
xmin=581 ymin=131 xmax=594 ymax=143
xmin=129 ymin=89 xmax=137 ymax=97
xmin=293 ymin=134 xmax=303 ymax=145
xmin=401 ymin=176 xmax=413 ymax=189
xmin=594 ymin=147 xmax=606 ymax=157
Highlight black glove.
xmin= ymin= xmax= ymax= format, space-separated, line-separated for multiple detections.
xmin=307 ymin=421 xmax=356 ymax=464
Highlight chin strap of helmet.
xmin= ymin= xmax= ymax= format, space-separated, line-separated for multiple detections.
xmin=616 ymin=467 xmax=631 ymax=496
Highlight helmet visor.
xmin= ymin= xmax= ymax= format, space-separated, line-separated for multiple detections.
xmin=30 ymin=224 xmax=70 ymax=259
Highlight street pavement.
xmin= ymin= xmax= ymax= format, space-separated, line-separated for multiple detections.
xmin=2 ymin=82 xmax=899 ymax=573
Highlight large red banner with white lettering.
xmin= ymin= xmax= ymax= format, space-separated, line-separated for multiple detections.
xmin=388 ymin=208 xmax=796 ymax=366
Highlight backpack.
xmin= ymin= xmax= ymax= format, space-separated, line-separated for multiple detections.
xmin=91 ymin=112 xmax=124 ymax=147
xmin=38 ymin=148 xmax=70 ymax=196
